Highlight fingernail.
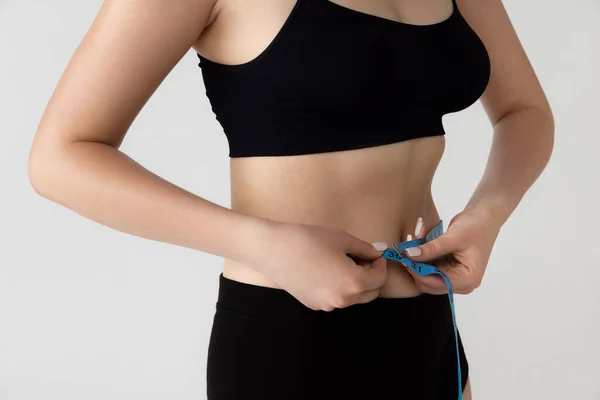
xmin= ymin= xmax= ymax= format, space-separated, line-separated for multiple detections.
xmin=371 ymin=242 xmax=388 ymax=251
xmin=407 ymin=234 xmax=413 ymax=241
xmin=406 ymin=247 xmax=422 ymax=257
xmin=415 ymin=217 xmax=423 ymax=237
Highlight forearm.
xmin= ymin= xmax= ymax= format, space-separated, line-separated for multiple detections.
xmin=28 ymin=140 xmax=277 ymax=267
xmin=465 ymin=106 xmax=555 ymax=226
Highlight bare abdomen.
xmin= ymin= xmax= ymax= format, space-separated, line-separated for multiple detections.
xmin=224 ymin=135 xmax=446 ymax=298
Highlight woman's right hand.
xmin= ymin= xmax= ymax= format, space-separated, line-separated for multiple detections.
xmin=248 ymin=222 xmax=389 ymax=311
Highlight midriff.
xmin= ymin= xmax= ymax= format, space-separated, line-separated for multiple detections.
xmin=224 ymin=134 xmax=446 ymax=298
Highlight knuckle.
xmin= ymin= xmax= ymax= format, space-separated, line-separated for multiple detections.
xmin=465 ymin=278 xmax=482 ymax=293
xmin=462 ymin=283 xmax=477 ymax=294
xmin=342 ymin=275 xmax=364 ymax=293
xmin=460 ymin=287 xmax=473 ymax=295
xmin=331 ymin=294 xmax=351 ymax=309
xmin=321 ymin=304 xmax=335 ymax=312
xmin=424 ymin=241 xmax=437 ymax=256
xmin=476 ymin=275 xmax=483 ymax=287
xmin=330 ymin=298 xmax=343 ymax=309
xmin=348 ymin=277 xmax=365 ymax=293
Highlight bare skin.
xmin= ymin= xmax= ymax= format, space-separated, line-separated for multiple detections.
xmin=28 ymin=0 xmax=554 ymax=398
xmin=224 ymin=136 xmax=445 ymax=297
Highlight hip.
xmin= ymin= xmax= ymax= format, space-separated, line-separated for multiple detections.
xmin=206 ymin=274 xmax=468 ymax=400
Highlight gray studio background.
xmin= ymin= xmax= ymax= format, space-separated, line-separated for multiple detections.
xmin=1 ymin=0 xmax=598 ymax=399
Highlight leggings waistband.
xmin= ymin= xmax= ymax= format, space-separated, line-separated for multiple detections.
xmin=216 ymin=273 xmax=450 ymax=323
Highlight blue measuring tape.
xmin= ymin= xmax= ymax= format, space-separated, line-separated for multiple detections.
xmin=379 ymin=220 xmax=463 ymax=400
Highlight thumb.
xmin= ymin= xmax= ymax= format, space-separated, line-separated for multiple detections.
xmin=404 ymin=234 xmax=454 ymax=262
xmin=345 ymin=235 xmax=388 ymax=261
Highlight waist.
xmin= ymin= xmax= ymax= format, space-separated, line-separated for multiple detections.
xmin=225 ymin=136 xmax=445 ymax=296
xmin=224 ymin=188 xmax=441 ymax=296
xmin=216 ymin=273 xmax=450 ymax=325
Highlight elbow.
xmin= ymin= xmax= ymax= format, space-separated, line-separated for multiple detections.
xmin=28 ymin=148 xmax=53 ymax=199
xmin=513 ymin=104 xmax=555 ymax=162
xmin=494 ymin=103 xmax=555 ymax=169
xmin=539 ymin=106 xmax=555 ymax=164
xmin=28 ymin=140 xmax=65 ymax=200
xmin=524 ymin=105 xmax=555 ymax=170
xmin=539 ymin=102 xmax=555 ymax=139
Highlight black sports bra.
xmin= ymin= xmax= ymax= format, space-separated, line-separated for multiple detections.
xmin=197 ymin=0 xmax=491 ymax=158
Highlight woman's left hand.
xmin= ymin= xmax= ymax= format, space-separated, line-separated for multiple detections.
xmin=402 ymin=210 xmax=502 ymax=295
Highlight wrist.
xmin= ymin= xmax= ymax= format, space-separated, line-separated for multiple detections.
xmin=463 ymin=196 xmax=511 ymax=230
xmin=230 ymin=214 xmax=285 ymax=271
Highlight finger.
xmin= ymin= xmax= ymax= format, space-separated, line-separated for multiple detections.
xmin=354 ymin=288 xmax=380 ymax=305
xmin=412 ymin=269 xmax=447 ymax=289
xmin=402 ymin=262 xmax=447 ymax=293
xmin=400 ymin=249 xmax=451 ymax=293
xmin=436 ymin=260 xmax=475 ymax=294
xmin=415 ymin=279 xmax=448 ymax=295
xmin=356 ymin=257 xmax=388 ymax=291
xmin=404 ymin=233 xmax=457 ymax=263
xmin=420 ymin=257 xmax=476 ymax=295
xmin=344 ymin=233 xmax=388 ymax=261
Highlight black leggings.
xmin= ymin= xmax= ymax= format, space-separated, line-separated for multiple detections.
xmin=207 ymin=274 xmax=468 ymax=400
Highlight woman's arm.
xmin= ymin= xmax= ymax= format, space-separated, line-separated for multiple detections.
xmin=403 ymin=0 xmax=555 ymax=294
xmin=460 ymin=0 xmax=555 ymax=225
xmin=28 ymin=0 xmax=390 ymax=309
xmin=28 ymin=0 xmax=273 ymax=266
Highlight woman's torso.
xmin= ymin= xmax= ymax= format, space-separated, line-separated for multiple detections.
xmin=227 ymin=137 xmax=445 ymax=297
xmin=192 ymin=0 xmax=490 ymax=297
